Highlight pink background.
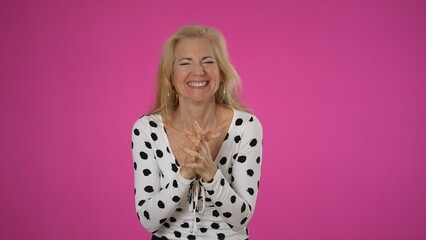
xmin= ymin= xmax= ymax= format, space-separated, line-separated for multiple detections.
xmin=1 ymin=0 xmax=425 ymax=239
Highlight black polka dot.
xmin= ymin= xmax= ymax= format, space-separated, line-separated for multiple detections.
xmin=256 ymin=156 xmax=261 ymax=164
xmin=134 ymin=188 xmax=136 ymax=195
xmin=235 ymin=118 xmax=243 ymax=126
xmin=258 ymin=180 xmax=260 ymax=189
xmin=212 ymin=210 xmax=220 ymax=217
xmin=219 ymin=157 xmax=227 ymax=165
xmin=241 ymin=203 xmax=246 ymax=213
xmin=144 ymin=186 xmax=154 ymax=193
xmin=172 ymin=196 xmax=180 ymax=202
xmin=143 ymin=211 xmax=150 ymax=220
xmin=151 ymin=133 xmax=158 ymax=141
xmin=171 ymin=163 xmax=178 ymax=172
xmin=170 ymin=217 xmax=176 ymax=222
xmin=175 ymin=159 xmax=180 ymax=167
xmin=249 ymin=116 xmax=254 ymax=122
xmin=211 ymin=223 xmax=220 ymax=229
xmin=138 ymin=200 xmax=145 ymax=206
xmin=196 ymin=217 xmax=201 ymax=222
xmin=220 ymin=178 xmax=225 ymax=186
xmin=249 ymin=139 xmax=257 ymax=147
xmin=223 ymin=212 xmax=232 ymax=218
xmin=188 ymin=234 xmax=196 ymax=239
xmin=139 ymin=151 xmax=148 ymax=160
xmin=241 ymin=217 xmax=248 ymax=225
xmin=228 ymin=167 xmax=232 ymax=174
xmin=248 ymin=204 xmax=252 ymax=211
xmin=131 ymin=141 xmax=133 ymax=149
xmin=232 ymin=153 xmax=237 ymax=159
xmin=164 ymin=222 xmax=170 ymax=228
xmin=247 ymin=188 xmax=254 ymax=195
xmin=156 ymin=150 xmax=163 ymax=158
xmin=224 ymin=133 xmax=229 ymax=141
xmin=207 ymin=190 xmax=215 ymax=195
xmin=200 ymin=227 xmax=208 ymax=233
xmin=174 ymin=231 xmax=181 ymax=238
xmin=237 ymin=156 xmax=247 ymax=163
xmin=234 ymin=136 xmax=241 ymax=143
xmin=149 ymin=121 xmax=158 ymax=128
xmin=230 ymin=195 xmax=236 ymax=203
xmin=137 ymin=212 xmax=140 ymax=220
xmin=158 ymin=200 xmax=165 ymax=209
xmin=215 ymin=201 xmax=223 ymax=207
xmin=133 ymin=162 xmax=137 ymax=170
xmin=206 ymin=197 xmax=212 ymax=202
xmin=181 ymin=222 xmax=189 ymax=228
xmin=159 ymin=218 xmax=167 ymax=224
xmin=217 ymin=233 xmax=225 ymax=239
xmin=166 ymin=147 xmax=170 ymax=153
xmin=247 ymin=169 xmax=254 ymax=177
xmin=227 ymin=223 xmax=234 ymax=229
xmin=143 ymin=169 xmax=151 ymax=176
xmin=173 ymin=180 xmax=178 ymax=188
xmin=176 ymin=208 xmax=182 ymax=211
xmin=144 ymin=141 xmax=152 ymax=149
xmin=133 ymin=129 xmax=140 ymax=136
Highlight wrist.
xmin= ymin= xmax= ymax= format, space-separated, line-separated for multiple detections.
xmin=180 ymin=167 xmax=195 ymax=180
xmin=201 ymin=168 xmax=217 ymax=183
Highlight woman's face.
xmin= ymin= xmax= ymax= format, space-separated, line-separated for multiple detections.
xmin=172 ymin=38 xmax=221 ymax=105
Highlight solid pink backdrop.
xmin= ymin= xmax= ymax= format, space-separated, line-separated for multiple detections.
xmin=1 ymin=0 xmax=425 ymax=239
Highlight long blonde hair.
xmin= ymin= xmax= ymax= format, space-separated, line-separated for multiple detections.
xmin=149 ymin=24 xmax=249 ymax=116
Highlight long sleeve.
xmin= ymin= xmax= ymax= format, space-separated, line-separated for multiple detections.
xmin=201 ymin=114 xmax=263 ymax=231
xmin=132 ymin=117 xmax=193 ymax=233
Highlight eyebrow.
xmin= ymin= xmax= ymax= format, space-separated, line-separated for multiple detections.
xmin=178 ymin=56 xmax=215 ymax=61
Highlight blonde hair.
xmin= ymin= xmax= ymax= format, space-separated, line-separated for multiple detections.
xmin=149 ymin=24 xmax=249 ymax=116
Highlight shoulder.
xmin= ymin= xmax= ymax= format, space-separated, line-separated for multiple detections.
xmin=132 ymin=114 xmax=164 ymax=134
xmin=233 ymin=110 xmax=262 ymax=129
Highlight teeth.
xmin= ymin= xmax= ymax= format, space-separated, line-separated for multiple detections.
xmin=188 ymin=81 xmax=208 ymax=87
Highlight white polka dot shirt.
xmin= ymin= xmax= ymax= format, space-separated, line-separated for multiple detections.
xmin=132 ymin=109 xmax=262 ymax=239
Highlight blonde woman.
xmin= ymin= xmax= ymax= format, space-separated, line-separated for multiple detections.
xmin=132 ymin=24 xmax=262 ymax=240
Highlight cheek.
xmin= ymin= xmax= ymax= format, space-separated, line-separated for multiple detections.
xmin=171 ymin=70 xmax=184 ymax=85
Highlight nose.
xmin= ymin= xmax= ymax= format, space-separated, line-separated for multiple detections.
xmin=192 ymin=63 xmax=205 ymax=76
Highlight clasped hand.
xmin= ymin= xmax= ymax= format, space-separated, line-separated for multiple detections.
xmin=179 ymin=121 xmax=220 ymax=182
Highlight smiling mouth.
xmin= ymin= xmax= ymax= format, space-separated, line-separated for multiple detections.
xmin=187 ymin=81 xmax=209 ymax=87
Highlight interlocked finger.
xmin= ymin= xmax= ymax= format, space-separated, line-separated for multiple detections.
xmin=192 ymin=121 xmax=206 ymax=139
xmin=181 ymin=146 xmax=201 ymax=161
xmin=184 ymin=130 xmax=201 ymax=150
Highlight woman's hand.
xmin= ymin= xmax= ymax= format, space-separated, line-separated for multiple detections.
xmin=179 ymin=129 xmax=200 ymax=180
xmin=181 ymin=121 xmax=220 ymax=181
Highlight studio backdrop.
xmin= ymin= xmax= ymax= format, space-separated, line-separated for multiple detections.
xmin=1 ymin=0 xmax=425 ymax=239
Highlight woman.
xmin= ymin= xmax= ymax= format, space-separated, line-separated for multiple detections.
xmin=132 ymin=24 xmax=262 ymax=240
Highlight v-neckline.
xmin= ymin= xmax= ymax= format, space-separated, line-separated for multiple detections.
xmin=159 ymin=108 xmax=236 ymax=164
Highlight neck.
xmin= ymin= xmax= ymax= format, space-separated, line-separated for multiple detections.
xmin=172 ymin=100 xmax=218 ymax=131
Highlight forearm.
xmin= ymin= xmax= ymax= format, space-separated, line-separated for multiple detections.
xmin=135 ymin=172 xmax=193 ymax=232
xmin=201 ymin=170 xmax=255 ymax=231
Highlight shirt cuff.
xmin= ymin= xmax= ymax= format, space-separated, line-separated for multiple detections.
xmin=177 ymin=171 xmax=195 ymax=185
xmin=200 ymin=169 xmax=222 ymax=188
